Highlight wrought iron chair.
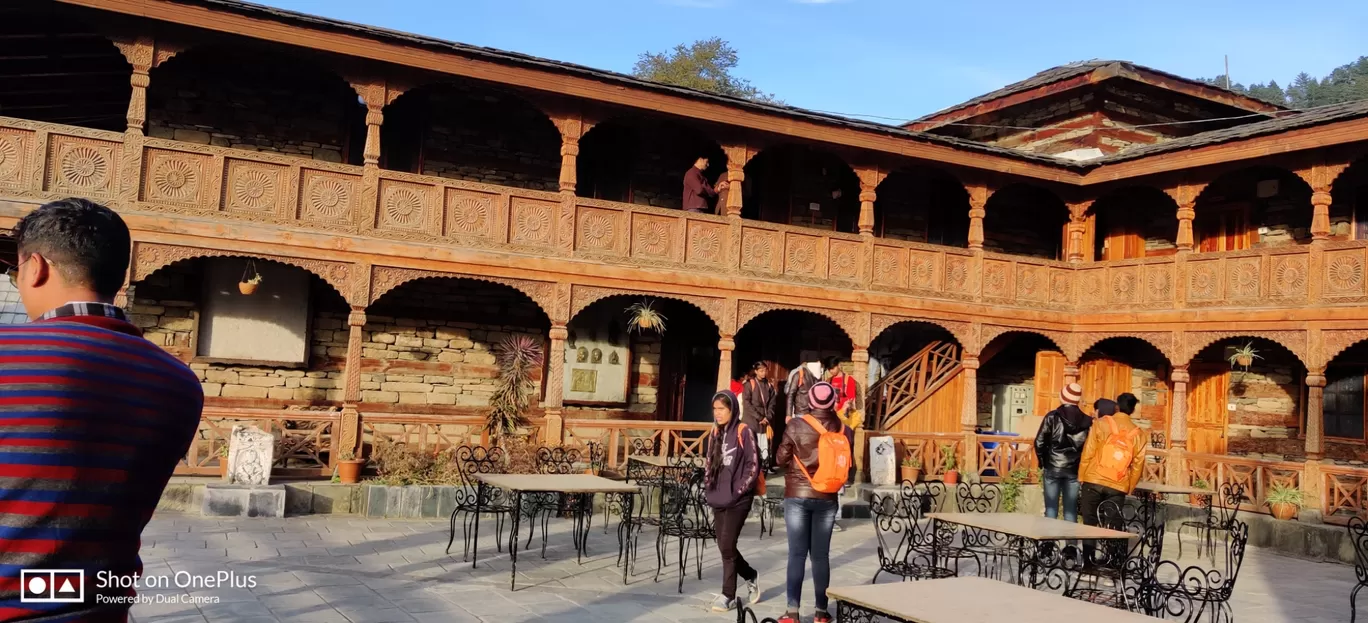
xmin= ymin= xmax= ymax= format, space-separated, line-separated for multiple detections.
xmin=954 ymin=483 xmax=1017 ymax=580
xmin=870 ymin=492 xmax=957 ymax=583
xmin=1066 ymin=498 xmax=1166 ymax=611
xmin=1178 ymin=482 xmax=1245 ymax=563
xmin=1350 ymin=516 xmax=1368 ymax=622
xmin=736 ymin=605 xmax=779 ymax=623
xmin=654 ymin=464 xmax=714 ymax=593
xmin=445 ymin=445 xmax=511 ymax=560
xmin=519 ymin=446 xmax=583 ymax=556
xmin=1140 ymin=520 xmax=1249 ymax=623
xmin=755 ymin=486 xmax=783 ymax=537
xmin=900 ymin=481 xmax=980 ymax=576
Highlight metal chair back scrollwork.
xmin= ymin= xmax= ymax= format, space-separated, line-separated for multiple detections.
xmin=1349 ymin=516 xmax=1368 ymax=622
xmin=535 ymin=446 xmax=583 ymax=474
xmin=953 ymin=482 xmax=1015 ymax=580
xmin=735 ymin=605 xmax=780 ymax=623
xmin=655 ymin=464 xmax=713 ymax=593
xmin=629 ymin=436 xmax=661 ymax=457
xmin=1141 ymin=520 xmax=1249 ymax=623
xmin=1178 ymin=482 xmax=1245 ymax=563
xmin=1066 ymin=498 xmax=1166 ymax=611
xmin=896 ymin=481 xmax=976 ymax=576
xmin=445 ymin=445 xmax=511 ymax=560
xmin=870 ymin=493 xmax=954 ymax=583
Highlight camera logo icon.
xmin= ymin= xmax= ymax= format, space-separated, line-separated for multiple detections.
xmin=19 ymin=570 xmax=84 ymax=603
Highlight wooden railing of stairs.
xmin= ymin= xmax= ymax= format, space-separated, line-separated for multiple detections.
xmin=867 ymin=341 xmax=963 ymax=431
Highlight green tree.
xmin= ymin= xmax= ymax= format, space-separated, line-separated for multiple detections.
xmin=632 ymin=37 xmax=781 ymax=104
xmin=1201 ymin=56 xmax=1368 ymax=109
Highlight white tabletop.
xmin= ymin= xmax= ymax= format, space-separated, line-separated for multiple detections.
xmin=475 ymin=473 xmax=642 ymax=493
xmin=627 ymin=455 xmax=705 ymax=467
xmin=1134 ymin=482 xmax=1212 ymax=496
xmin=929 ymin=513 xmax=1137 ymax=541
xmin=827 ymin=577 xmax=1155 ymax=623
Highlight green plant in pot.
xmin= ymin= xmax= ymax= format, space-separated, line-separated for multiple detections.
xmin=336 ymin=448 xmax=364 ymax=484
xmin=900 ymin=455 xmax=921 ymax=484
xmin=1265 ymin=484 xmax=1304 ymax=521
xmin=941 ymin=444 xmax=959 ymax=484
xmin=1228 ymin=342 xmax=1261 ymax=370
xmin=217 ymin=444 xmax=230 ymax=479
xmin=625 ymin=299 xmax=667 ymax=334
xmin=1001 ymin=466 xmax=1033 ymax=513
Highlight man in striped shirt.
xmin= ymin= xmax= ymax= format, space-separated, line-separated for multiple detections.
xmin=0 ymin=198 xmax=203 ymax=622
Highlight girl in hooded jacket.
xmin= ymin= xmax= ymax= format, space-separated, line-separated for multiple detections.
xmin=704 ymin=390 xmax=761 ymax=611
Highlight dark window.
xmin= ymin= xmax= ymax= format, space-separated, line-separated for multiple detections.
xmin=1324 ymin=367 xmax=1365 ymax=439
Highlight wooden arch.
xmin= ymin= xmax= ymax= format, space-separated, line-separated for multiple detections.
xmin=368 ymin=266 xmax=557 ymax=322
xmin=568 ymin=285 xmax=724 ymax=333
xmin=869 ymin=314 xmax=971 ymax=350
xmin=1069 ymin=332 xmax=1177 ymax=364
xmin=735 ymin=301 xmax=865 ymax=346
xmin=132 ymin=242 xmax=360 ymax=306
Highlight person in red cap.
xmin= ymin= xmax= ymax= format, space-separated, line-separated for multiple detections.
xmin=773 ymin=381 xmax=853 ymax=623
xmin=1033 ymin=382 xmax=1092 ymax=540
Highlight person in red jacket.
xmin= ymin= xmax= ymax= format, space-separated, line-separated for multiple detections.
xmin=823 ymin=356 xmax=858 ymax=416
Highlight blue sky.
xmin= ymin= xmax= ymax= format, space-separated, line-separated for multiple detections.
xmin=258 ymin=0 xmax=1366 ymax=123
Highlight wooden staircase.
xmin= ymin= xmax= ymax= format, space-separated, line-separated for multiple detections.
xmin=867 ymin=341 xmax=964 ymax=431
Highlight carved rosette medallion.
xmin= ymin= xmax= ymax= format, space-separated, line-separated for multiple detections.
xmin=48 ymin=136 xmax=118 ymax=198
xmin=829 ymin=241 xmax=860 ymax=280
xmin=686 ymin=222 xmax=723 ymax=265
xmin=1187 ymin=262 xmax=1220 ymax=300
xmin=381 ymin=184 xmax=426 ymax=230
xmin=1145 ymin=267 xmax=1173 ymax=302
xmin=300 ymin=173 xmax=356 ymax=224
xmin=1050 ymin=272 xmax=1072 ymax=303
xmin=1326 ymin=253 xmax=1365 ymax=295
xmin=225 ymin=162 xmax=281 ymax=214
xmin=1270 ymin=255 xmax=1307 ymax=297
xmin=510 ymin=198 xmax=554 ymax=245
xmin=1111 ymin=270 xmax=1137 ymax=303
xmin=1227 ymin=259 xmax=1260 ymax=299
xmin=743 ymin=231 xmax=777 ymax=272
xmin=61 ymin=146 xmax=107 ymax=188
xmin=945 ymin=257 xmax=970 ymax=292
xmin=786 ymin=237 xmax=819 ymax=274
xmin=909 ymin=252 xmax=936 ymax=289
xmin=147 ymin=154 xmax=202 ymax=205
xmin=983 ymin=262 xmax=1008 ymax=297
xmin=873 ymin=248 xmax=905 ymax=287
xmin=578 ymin=211 xmax=616 ymax=251
xmin=0 ymin=134 xmax=20 ymax=183
xmin=633 ymin=218 xmax=672 ymax=259
xmin=1017 ymin=266 xmax=1042 ymax=301
xmin=446 ymin=194 xmax=491 ymax=236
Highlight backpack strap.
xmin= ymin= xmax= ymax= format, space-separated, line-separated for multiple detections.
xmin=793 ymin=415 xmax=828 ymax=482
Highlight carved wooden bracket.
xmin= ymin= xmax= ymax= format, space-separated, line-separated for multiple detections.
xmin=568 ymin=284 xmax=726 ymax=332
xmin=1068 ymin=331 xmax=1179 ymax=365
xmin=979 ymin=324 xmax=1071 ymax=359
xmin=735 ymin=300 xmax=866 ymax=347
xmin=1178 ymin=330 xmax=1309 ymax=368
xmin=370 ymin=265 xmax=557 ymax=319
xmin=869 ymin=313 xmax=972 ymax=351
xmin=1294 ymin=161 xmax=1350 ymax=193
xmin=1164 ymin=182 xmax=1208 ymax=208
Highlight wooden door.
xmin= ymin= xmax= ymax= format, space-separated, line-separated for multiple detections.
xmin=1197 ymin=204 xmax=1254 ymax=253
xmin=1033 ymin=351 xmax=1066 ymax=417
xmin=1079 ymin=359 xmax=1133 ymax=415
xmin=1186 ymin=365 xmax=1230 ymax=454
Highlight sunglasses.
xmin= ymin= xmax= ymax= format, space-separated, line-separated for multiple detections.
xmin=3 ymin=255 xmax=47 ymax=288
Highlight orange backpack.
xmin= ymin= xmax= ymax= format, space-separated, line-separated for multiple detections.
xmin=794 ymin=415 xmax=851 ymax=493
xmin=1096 ymin=417 xmax=1141 ymax=482
xmin=736 ymin=423 xmax=766 ymax=497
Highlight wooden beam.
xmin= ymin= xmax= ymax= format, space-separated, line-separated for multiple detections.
xmin=52 ymin=0 xmax=1084 ymax=183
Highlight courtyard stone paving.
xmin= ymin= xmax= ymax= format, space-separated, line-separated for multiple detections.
xmin=132 ymin=511 xmax=1354 ymax=622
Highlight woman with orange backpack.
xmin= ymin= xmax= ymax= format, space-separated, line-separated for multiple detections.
xmin=704 ymin=390 xmax=762 ymax=612
xmin=1078 ymin=394 xmax=1148 ymax=565
xmin=773 ymin=382 xmax=853 ymax=623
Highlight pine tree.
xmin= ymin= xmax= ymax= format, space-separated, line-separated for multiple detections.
xmin=632 ymin=37 xmax=781 ymax=104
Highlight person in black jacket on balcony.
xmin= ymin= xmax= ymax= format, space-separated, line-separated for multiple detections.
xmin=1033 ymin=382 xmax=1092 ymax=528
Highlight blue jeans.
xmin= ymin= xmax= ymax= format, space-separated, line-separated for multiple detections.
xmin=783 ymin=497 xmax=838 ymax=612
xmin=1042 ymin=472 xmax=1080 ymax=522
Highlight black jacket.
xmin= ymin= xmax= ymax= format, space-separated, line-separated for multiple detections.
xmin=1034 ymin=404 xmax=1092 ymax=475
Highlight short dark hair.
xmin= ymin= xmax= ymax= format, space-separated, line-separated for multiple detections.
xmin=14 ymin=198 xmax=130 ymax=297
xmin=1117 ymin=393 xmax=1139 ymax=415
xmin=751 ymin=361 xmax=767 ymax=371
xmin=821 ymin=355 xmax=843 ymax=369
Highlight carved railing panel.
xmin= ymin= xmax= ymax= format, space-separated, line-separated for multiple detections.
xmin=975 ymin=435 xmax=1038 ymax=483
xmin=1142 ymin=448 xmax=1167 ymax=483
xmin=875 ymin=431 xmax=966 ymax=480
xmin=1185 ymin=452 xmax=1303 ymax=513
xmin=177 ymin=407 xmax=341 ymax=477
xmin=1322 ymin=465 xmax=1368 ymax=520
xmin=563 ymin=418 xmax=712 ymax=468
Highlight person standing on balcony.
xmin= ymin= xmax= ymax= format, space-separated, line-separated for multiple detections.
xmin=0 ymin=198 xmax=204 ymax=621
xmin=683 ymin=156 xmax=727 ymax=214
xmin=774 ymin=382 xmax=853 ymax=623
xmin=1033 ymin=382 xmax=1092 ymax=558
xmin=704 ymin=390 xmax=761 ymax=612
xmin=1078 ymin=394 xmax=1147 ymax=565
xmin=742 ymin=361 xmax=778 ymax=467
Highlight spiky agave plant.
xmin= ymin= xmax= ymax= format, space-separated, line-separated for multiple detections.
xmin=488 ymin=335 xmax=544 ymax=440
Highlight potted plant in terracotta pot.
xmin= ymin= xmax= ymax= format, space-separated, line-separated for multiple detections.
xmin=1228 ymin=342 xmax=1261 ymax=370
xmin=1265 ymin=484 xmax=1304 ymax=521
xmin=217 ymin=445 xmax=230 ymax=479
xmin=1190 ymin=478 xmax=1212 ymax=506
xmin=336 ymin=449 xmax=364 ymax=484
xmin=625 ymin=299 xmax=667 ymax=334
xmin=900 ymin=456 xmax=921 ymax=483
xmin=238 ymin=259 xmax=263 ymax=295
xmin=941 ymin=445 xmax=959 ymax=485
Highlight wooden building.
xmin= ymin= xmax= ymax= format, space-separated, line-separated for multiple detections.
xmin=5 ymin=0 xmax=1368 ymax=519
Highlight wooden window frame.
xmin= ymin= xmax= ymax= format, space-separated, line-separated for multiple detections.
xmin=1320 ymin=366 xmax=1368 ymax=443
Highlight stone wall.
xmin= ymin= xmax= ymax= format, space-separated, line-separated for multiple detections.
xmin=384 ymin=85 xmax=561 ymax=191
xmin=148 ymin=50 xmax=360 ymax=163
xmin=1217 ymin=353 xmax=1304 ymax=459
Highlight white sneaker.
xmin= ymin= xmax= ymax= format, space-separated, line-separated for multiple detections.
xmin=742 ymin=574 xmax=761 ymax=604
xmin=710 ymin=594 xmax=738 ymax=612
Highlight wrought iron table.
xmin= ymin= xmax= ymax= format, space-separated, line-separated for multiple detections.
xmin=1132 ymin=481 xmax=1212 ymax=524
xmin=827 ymin=576 xmax=1156 ymax=622
xmin=471 ymin=474 xmax=640 ymax=590
xmin=929 ymin=512 xmax=1136 ymax=590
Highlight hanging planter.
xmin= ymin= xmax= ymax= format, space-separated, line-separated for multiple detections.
xmin=625 ymin=298 xmax=668 ymax=334
xmin=239 ymin=259 xmax=263 ymax=295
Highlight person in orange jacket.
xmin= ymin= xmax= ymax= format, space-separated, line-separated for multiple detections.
xmin=1078 ymin=393 xmax=1148 ymax=564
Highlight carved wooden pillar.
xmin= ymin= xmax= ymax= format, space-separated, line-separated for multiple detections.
xmin=854 ymin=167 xmax=886 ymax=238
xmin=717 ymin=336 xmax=735 ymax=391
xmin=339 ymin=308 xmax=367 ymax=456
xmin=111 ymin=37 xmax=178 ymax=202
xmin=555 ymin=120 xmax=583 ymax=195
xmin=1296 ymin=163 xmax=1348 ymax=244
xmin=960 ymin=355 xmax=980 ymax=432
xmin=1166 ymin=365 xmax=1190 ymax=485
xmin=1311 ymin=191 xmax=1333 ymax=243
xmin=850 ymin=348 xmax=870 ymax=410
xmin=544 ymin=324 xmax=568 ymax=444
xmin=1165 ymin=183 xmax=1205 ymax=254
xmin=722 ymin=144 xmax=755 ymax=219
xmin=349 ymin=80 xmax=405 ymax=232
xmin=1305 ymin=371 xmax=1326 ymax=460
xmin=1065 ymin=200 xmax=1091 ymax=264
xmin=967 ymin=183 xmax=990 ymax=251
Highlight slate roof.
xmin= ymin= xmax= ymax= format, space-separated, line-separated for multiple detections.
xmin=912 ymin=60 xmax=1286 ymax=124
